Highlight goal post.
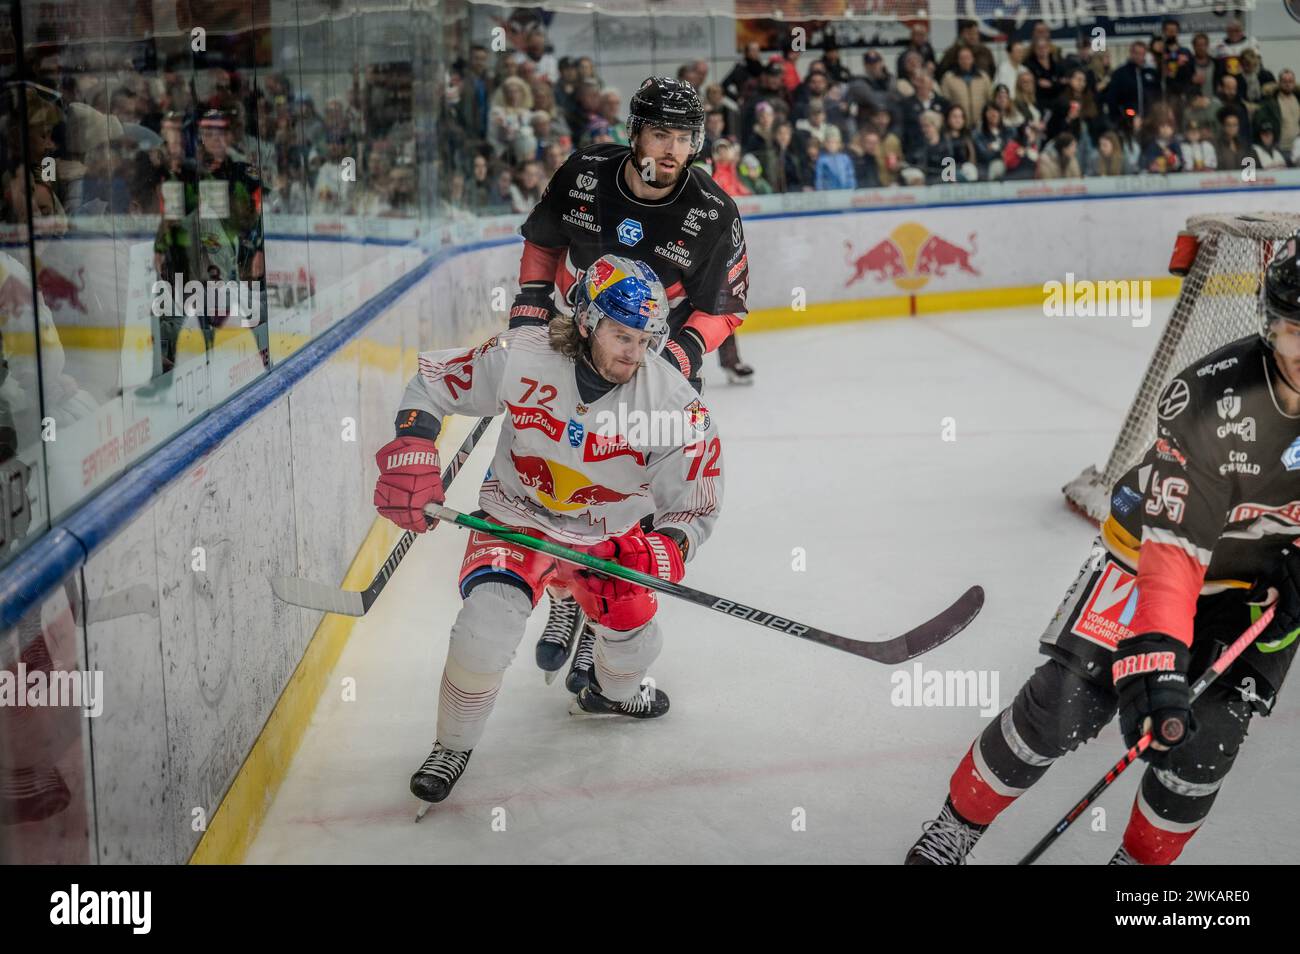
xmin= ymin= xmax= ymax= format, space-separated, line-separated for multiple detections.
xmin=1063 ymin=211 xmax=1300 ymax=522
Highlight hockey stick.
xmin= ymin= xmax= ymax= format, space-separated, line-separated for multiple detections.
xmin=270 ymin=415 xmax=495 ymax=617
xmin=1018 ymin=602 xmax=1278 ymax=865
xmin=430 ymin=506 xmax=984 ymax=663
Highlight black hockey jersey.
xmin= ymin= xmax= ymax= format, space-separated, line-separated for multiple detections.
xmin=519 ymin=143 xmax=749 ymax=352
xmin=1103 ymin=335 xmax=1300 ymax=647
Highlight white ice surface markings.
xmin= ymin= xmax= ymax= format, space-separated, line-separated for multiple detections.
xmin=249 ymin=302 xmax=1299 ymax=864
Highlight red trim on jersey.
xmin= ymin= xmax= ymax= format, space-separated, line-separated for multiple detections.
xmin=520 ymin=240 xmax=565 ymax=285
xmin=685 ymin=309 xmax=744 ymax=353
xmin=1122 ymin=794 xmax=1198 ymax=865
xmin=1128 ymin=540 xmax=1207 ymax=649
xmin=949 ymin=744 xmax=1018 ymax=826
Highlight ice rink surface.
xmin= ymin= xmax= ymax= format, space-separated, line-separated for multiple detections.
xmin=249 ymin=302 xmax=1300 ymax=864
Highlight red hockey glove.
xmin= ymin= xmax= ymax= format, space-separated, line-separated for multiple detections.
xmin=590 ymin=529 xmax=686 ymax=584
xmin=374 ymin=435 xmax=444 ymax=532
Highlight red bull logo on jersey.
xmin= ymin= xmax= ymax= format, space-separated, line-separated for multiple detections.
xmin=845 ymin=223 xmax=979 ymax=291
xmin=510 ymin=451 xmax=646 ymax=512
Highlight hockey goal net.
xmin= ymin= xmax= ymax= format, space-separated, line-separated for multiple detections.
xmin=1063 ymin=211 xmax=1300 ymax=522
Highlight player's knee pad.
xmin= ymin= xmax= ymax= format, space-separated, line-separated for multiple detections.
xmin=593 ymin=619 xmax=662 ymax=675
xmin=448 ymin=579 xmax=533 ymax=674
xmin=1013 ymin=659 xmax=1116 ymax=759
xmin=1141 ymin=684 xmax=1253 ymax=825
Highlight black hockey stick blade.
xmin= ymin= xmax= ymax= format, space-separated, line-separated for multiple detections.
xmin=432 ymin=507 xmax=984 ymax=663
xmin=270 ymin=415 xmax=495 ymax=617
xmin=848 ymin=585 xmax=984 ymax=664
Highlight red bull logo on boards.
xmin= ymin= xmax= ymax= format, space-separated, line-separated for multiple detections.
xmin=845 ymin=223 xmax=979 ymax=291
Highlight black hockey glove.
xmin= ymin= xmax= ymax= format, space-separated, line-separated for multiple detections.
xmin=509 ymin=282 xmax=556 ymax=329
xmin=1113 ymin=632 xmax=1194 ymax=762
xmin=660 ymin=329 xmax=703 ymax=380
xmin=1248 ymin=544 xmax=1300 ymax=647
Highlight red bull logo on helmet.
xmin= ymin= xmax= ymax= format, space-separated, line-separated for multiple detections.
xmin=845 ymin=223 xmax=979 ymax=291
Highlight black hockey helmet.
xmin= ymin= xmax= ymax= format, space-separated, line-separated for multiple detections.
xmin=628 ymin=77 xmax=705 ymax=156
xmin=1261 ymin=231 xmax=1300 ymax=348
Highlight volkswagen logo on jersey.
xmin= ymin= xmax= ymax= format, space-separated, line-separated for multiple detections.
xmin=617 ymin=218 xmax=644 ymax=246
xmin=1157 ymin=378 xmax=1190 ymax=421
xmin=1284 ymin=436 xmax=1300 ymax=471
xmin=731 ymin=218 xmax=742 ymax=247
xmin=567 ymin=418 xmax=585 ymax=448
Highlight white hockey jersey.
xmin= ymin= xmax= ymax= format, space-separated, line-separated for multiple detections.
xmin=399 ymin=325 xmax=723 ymax=554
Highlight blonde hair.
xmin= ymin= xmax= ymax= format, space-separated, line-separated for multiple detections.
xmin=548 ymin=313 xmax=585 ymax=360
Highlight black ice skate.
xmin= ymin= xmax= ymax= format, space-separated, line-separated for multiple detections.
xmin=411 ymin=743 xmax=472 ymax=820
xmin=905 ymin=797 xmax=987 ymax=865
xmin=535 ymin=593 xmax=585 ymax=684
xmin=1108 ymin=846 xmax=1141 ymax=865
xmin=571 ymin=674 xmax=669 ymax=719
xmin=564 ymin=623 xmax=597 ymax=694
xmin=718 ymin=335 xmax=755 ymax=386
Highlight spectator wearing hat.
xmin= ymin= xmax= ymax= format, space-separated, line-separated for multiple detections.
xmin=741 ymin=62 xmax=791 ymax=133
xmin=1251 ymin=121 xmax=1289 ymax=170
xmin=743 ymin=100 xmax=778 ymax=157
xmin=846 ymin=51 xmax=899 ymax=126
xmin=738 ymin=152 xmax=773 ymax=193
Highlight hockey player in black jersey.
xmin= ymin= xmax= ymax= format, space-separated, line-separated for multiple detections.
xmin=509 ymin=77 xmax=754 ymax=685
xmin=907 ymin=236 xmax=1300 ymax=865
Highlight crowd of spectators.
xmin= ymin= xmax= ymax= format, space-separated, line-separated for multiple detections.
xmin=443 ymin=15 xmax=1300 ymax=208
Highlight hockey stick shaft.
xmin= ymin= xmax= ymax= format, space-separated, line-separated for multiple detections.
xmin=1018 ymin=603 xmax=1277 ymax=865
xmin=269 ymin=415 xmax=494 ymax=616
xmin=430 ymin=506 xmax=982 ymax=663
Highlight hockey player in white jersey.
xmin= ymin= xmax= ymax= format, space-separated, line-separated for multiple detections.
xmin=372 ymin=254 xmax=724 ymax=805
